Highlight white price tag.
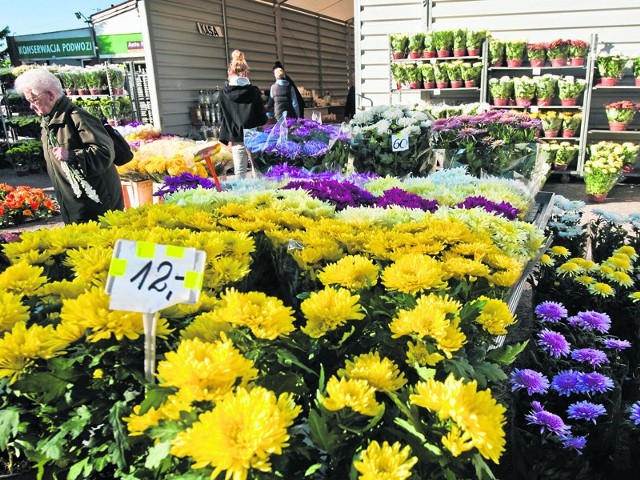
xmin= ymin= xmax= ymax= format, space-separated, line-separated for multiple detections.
xmin=532 ymin=67 xmax=542 ymax=75
xmin=530 ymin=106 xmax=539 ymax=113
xmin=391 ymin=131 xmax=410 ymax=152
xmin=433 ymin=88 xmax=441 ymax=95
xmin=106 ymin=240 xmax=206 ymax=313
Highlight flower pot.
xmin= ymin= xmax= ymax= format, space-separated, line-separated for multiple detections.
xmin=453 ymin=49 xmax=466 ymax=57
xmin=492 ymin=60 xmax=504 ymax=67
xmin=464 ymin=79 xmax=477 ymax=88
xmin=408 ymin=51 xmax=422 ymax=59
xmin=64 ymin=88 xmax=76 ymax=96
xmin=570 ymin=57 xmax=585 ymax=66
xmin=536 ymin=98 xmax=552 ymax=106
xmin=450 ymin=80 xmax=463 ymax=88
xmin=467 ymin=48 xmax=481 ymax=57
xmin=77 ymin=89 xmax=89 ymax=96
xmin=553 ymin=163 xmax=569 ymax=170
xmin=550 ymin=58 xmax=567 ymax=67
xmin=544 ymin=130 xmax=559 ymax=138
xmin=609 ymin=121 xmax=628 ymax=131
xmin=587 ymin=193 xmax=607 ymax=203
xmin=422 ymin=50 xmax=436 ymax=58
xmin=562 ymin=129 xmax=575 ymax=138
xmin=392 ymin=52 xmax=406 ymax=59
xmin=395 ymin=82 xmax=402 ymax=89
xmin=515 ymin=98 xmax=531 ymax=107
xmin=435 ymin=81 xmax=449 ymax=89
xmin=409 ymin=81 xmax=422 ymax=89
xmin=113 ymin=87 xmax=125 ymax=95
xmin=493 ymin=98 xmax=508 ymax=106
xmin=424 ymin=81 xmax=436 ymax=89
xmin=635 ymin=77 xmax=640 ymax=87
xmin=506 ymin=59 xmax=523 ymax=67
xmin=529 ymin=59 xmax=545 ymax=67
xmin=436 ymin=49 xmax=451 ymax=58
xmin=600 ymin=77 xmax=619 ymax=86
xmin=561 ymin=98 xmax=577 ymax=106
xmin=623 ymin=164 xmax=634 ymax=173
xmin=89 ymin=88 xmax=101 ymax=96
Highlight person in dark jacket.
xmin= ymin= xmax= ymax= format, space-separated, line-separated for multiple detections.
xmin=266 ymin=67 xmax=301 ymax=120
xmin=273 ymin=61 xmax=305 ymax=118
xmin=14 ymin=68 xmax=124 ymax=224
xmin=218 ymin=50 xmax=267 ymax=178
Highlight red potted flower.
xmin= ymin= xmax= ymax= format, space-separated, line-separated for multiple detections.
xmin=568 ymin=39 xmax=589 ymax=66
xmin=605 ymin=100 xmax=638 ymax=131
xmin=547 ymin=39 xmax=570 ymax=67
xmin=527 ymin=43 xmax=547 ymax=67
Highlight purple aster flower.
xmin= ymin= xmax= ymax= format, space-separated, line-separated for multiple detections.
xmin=551 ymin=370 xmax=582 ymax=396
xmin=154 ymin=172 xmax=216 ymax=198
xmin=302 ymin=140 xmax=330 ymax=157
xmin=376 ymin=188 xmax=439 ymax=212
xmin=456 ymin=195 xmax=519 ymax=220
xmin=281 ymin=179 xmax=377 ymax=210
xmin=525 ymin=401 xmax=571 ymax=436
xmin=561 ymin=435 xmax=587 ymax=453
xmin=534 ymin=301 xmax=568 ymax=323
xmin=604 ymin=338 xmax=631 ymax=350
xmin=577 ymin=372 xmax=614 ymax=396
xmin=571 ymin=348 xmax=610 ymax=367
xmin=567 ymin=311 xmax=611 ymax=333
xmin=567 ymin=401 xmax=607 ymax=423
xmin=629 ymin=401 xmax=640 ymax=425
xmin=510 ymin=369 xmax=550 ymax=395
xmin=537 ymin=329 xmax=571 ymax=358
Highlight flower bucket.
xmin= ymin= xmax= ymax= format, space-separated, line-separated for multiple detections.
xmin=436 ymin=49 xmax=451 ymax=58
xmin=464 ymin=79 xmax=477 ymax=88
xmin=436 ymin=81 xmax=449 ymax=89
xmin=529 ymin=59 xmax=545 ymax=67
xmin=450 ymin=80 xmax=463 ymax=88
xmin=543 ymin=130 xmax=558 ymax=138
xmin=506 ymin=59 xmax=523 ymax=67
xmin=570 ymin=57 xmax=585 ymax=66
xmin=561 ymin=98 xmax=577 ymax=107
xmin=553 ymin=163 xmax=569 ymax=171
xmin=467 ymin=48 xmax=480 ymax=57
xmin=424 ymin=81 xmax=436 ymax=89
xmin=550 ymin=58 xmax=567 ymax=67
xmin=392 ymin=52 xmax=406 ymax=59
xmin=587 ymin=193 xmax=607 ymax=203
xmin=536 ymin=98 xmax=552 ymax=106
xmin=600 ymin=77 xmax=619 ymax=86
xmin=121 ymin=180 xmax=154 ymax=209
xmin=493 ymin=98 xmax=508 ymax=106
xmin=515 ymin=98 xmax=532 ymax=107
xmin=609 ymin=121 xmax=628 ymax=131
xmin=422 ymin=50 xmax=436 ymax=58
xmin=453 ymin=49 xmax=466 ymax=57
xmin=562 ymin=130 xmax=575 ymax=138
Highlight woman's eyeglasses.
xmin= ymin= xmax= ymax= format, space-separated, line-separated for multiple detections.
xmin=26 ymin=92 xmax=46 ymax=106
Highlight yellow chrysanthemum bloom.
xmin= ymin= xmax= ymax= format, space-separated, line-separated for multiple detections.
xmin=322 ymin=376 xmax=382 ymax=416
xmin=616 ymin=245 xmax=637 ymax=261
xmin=604 ymin=254 xmax=632 ymax=272
xmin=474 ymin=296 xmax=516 ymax=336
xmin=170 ymin=387 xmax=301 ymax=480
xmin=125 ymin=390 xmax=196 ymax=435
xmin=204 ymin=289 xmax=295 ymax=340
xmin=487 ymin=268 xmax=522 ymax=288
xmin=410 ymin=374 xmax=506 ymax=463
xmin=406 ymin=340 xmax=444 ymax=367
xmin=606 ymin=270 xmax=635 ymax=287
xmin=60 ymin=287 xmax=173 ymax=342
xmin=538 ymin=254 xmax=554 ymax=267
xmin=576 ymin=275 xmax=596 ymax=286
xmin=0 ymin=262 xmax=47 ymax=296
xmin=353 ymin=440 xmax=418 ymax=480
xmin=157 ymin=336 xmax=257 ymax=402
xmin=587 ymin=282 xmax=616 ymax=297
xmin=338 ymin=352 xmax=407 ymax=392
xmin=0 ymin=291 xmax=29 ymax=333
xmin=549 ymin=245 xmax=570 ymax=258
xmin=317 ymin=255 xmax=380 ymax=290
xmin=381 ymin=253 xmax=448 ymax=295
xmin=389 ymin=293 xmax=461 ymax=340
xmin=38 ymin=278 xmax=87 ymax=299
xmin=441 ymin=255 xmax=491 ymax=282
xmin=556 ymin=260 xmax=582 ymax=277
xmin=598 ymin=265 xmax=615 ymax=276
xmin=180 ymin=311 xmax=232 ymax=343
xmin=571 ymin=258 xmax=597 ymax=271
xmin=629 ymin=291 xmax=640 ymax=303
xmin=436 ymin=319 xmax=467 ymax=358
xmin=301 ymin=287 xmax=365 ymax=338
xmin=442 ymin=424 xmax=472 ymax=457
xmin=63 ymin=246 xmax=112 ymax=287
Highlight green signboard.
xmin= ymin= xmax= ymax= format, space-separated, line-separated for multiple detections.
xmin=96 ymin=33 xmax=144 ymax=56
xmin=16 ymin=36 xmax=95 ymax=60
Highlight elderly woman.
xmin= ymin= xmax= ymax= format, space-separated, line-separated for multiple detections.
xmin=14 ymin=68 xmax=124 ymax=224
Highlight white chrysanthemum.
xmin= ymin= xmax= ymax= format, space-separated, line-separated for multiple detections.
xmin=374 ymin=120 xmax=391 ymax=136
xmin=381 ymin=106 xmax=405 ymax=121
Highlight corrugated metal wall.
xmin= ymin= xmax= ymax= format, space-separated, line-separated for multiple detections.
xmin=357 ymin=0 xmax=640 ymax=108
xmin=143 ymin=0 xmax=354 ymax=135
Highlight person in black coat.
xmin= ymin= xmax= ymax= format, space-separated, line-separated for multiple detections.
xmin=273 ymin=61 xmax=305 ymax=118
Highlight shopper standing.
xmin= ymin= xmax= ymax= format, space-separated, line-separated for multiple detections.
xmin=218 ymin=50 xmax=267 ymax=178
xmin=14 ymin=68 xmax=124 ymax=224
xmin=273 ymin=61 xmax=305 ymax=118
xmin=266 ymin=67 xmax=301 ymax=121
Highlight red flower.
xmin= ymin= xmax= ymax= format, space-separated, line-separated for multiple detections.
xmin=528 ymin=42 xmax=548 ymax=51
xmin=571 ymin=39 xmax=589 ymax=49
xmin=605 ymin=100 xmax=637 ymax=110
xmin=548 ymin=39 xmax=569 ymax=50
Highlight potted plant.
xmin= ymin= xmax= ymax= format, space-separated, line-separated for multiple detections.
xmin=460 ymin=61 xmax=483 ymax=87
xmin=584 ymin=141 xmax=625 ymax=201
xmin=557 ymin=76 xmax=586 ymax=106
xmin=433 ymin=62 xmax=449 ymax=88
xmin=389 ymin=34 xmax=409 ymax=59
xmin=527 ymin=42 xmax=547 ymax=67
xmin=76 ymin=71 xmax=90 ymax=96
xmin=513 ymin=75 xmax=536 ymax=107
xmin=633 ymin=56 xmax=640 ymax=86
xmin=489 ymin=38 xmax=505 ymax=67
xmin=547 ymin=39 xmax=570 ymax=66
xmin=539 ymin=141 xmax=560 ymax=167
xmin=422 ymin=32 xmax=436 ymax=58
xmin=553 ymin=141 xmax=578 ymax=170
xmin=419 ymin=63 xmax=436 ymax=89
xmin=453 ymin=29 xmax=467 ymax=57
xmin=505 ymin=40 xmax=527 ymax=67
xmin=446 ymin=60 xmax=464 ymax=88
xmin=533 ymin=74 xmax=559 ymax=106
xmin=568 ymin=39 xmax=589 ymax=66
xmin=488 ymin=76 xmax=513 ymax=106
xmin=539 ymin=110 xmax=563 ymax=137
xmin=107 ymin=65 xmax=126 ymax=95
xmin=466 ymin=30 xmax=487 ymax=56
xmin=405 ymin=63 xmax=422 ymax=89
xmin=604 ymin=100 xmax=638 ymax=131
xmin=407 ymin=33 xmax=425 ymax=59
xmin=390 ymin=63 xmax=407 ymax=89
xmin=597 ymin=53 xmax=628 ymax=86
xmin=85 ymin=67 xmax=106 ymax=95
xmin=432 ymin=30 xmax=454 ymax=58
xmin=560 ymin=111 xmax=582 ymax=137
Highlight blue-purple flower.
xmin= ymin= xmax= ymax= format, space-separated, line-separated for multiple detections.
xmin=154 ymin=172 xmax=216 ymax=198
xmin=534 ymin=301 xmax=568 ymax=323
xmin=525 ymin=401 xmax=571 ymax=436
xmin=455 ymin=195 xmax=519 ymax=220
xmin=561 ymin=435 xmax=587 ymax=453
xmin=577 ymin=372 xmax=614 ymax=396
xmin=603 ymin=338 xmax=631 ymax=350
xmin=567 ymin=311 xmax=611 ymax=333
xmin=552 ymin=370 xmax=582 ymax=396
xmin=537 ymin=329 xmax=571 ymax=358
xmin=510 ymin=369 xmax=550 ymax=395
xmin=567 ymin=401 xmax=607 ymax=423
xmin=376 ymin=188 xmax=439 ymax=212
xmin=281 ymin=179 xmax=377 ymax=211
xmin=570 ymin=348 xmax=609 ymax=367
xmin=629 ymin=401 xmax=640 ymax=425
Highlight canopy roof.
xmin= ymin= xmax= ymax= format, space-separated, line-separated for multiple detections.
xmin=273 ymin=0 xmax=353 ymax=22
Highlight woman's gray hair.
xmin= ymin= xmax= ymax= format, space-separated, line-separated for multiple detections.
xmin=14 ymin=68 xmax=64 ymax=98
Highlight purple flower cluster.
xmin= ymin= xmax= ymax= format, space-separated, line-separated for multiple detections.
xmin=567 ymin=311 xmax=611 ymax=333
xmin=551 ymin=370 xmax=614 ymax=396
xmin=537 ymin=329 xmax=571 ymax=358
xmin=456 ymin=195 xmax=519 ymax=220
xmin=534 ymin=301 xmax=568 ymax=323
xmin=154 ymin=172 xmax=217 ymax=198
xmin=281 ymin=179 xmax=377 ymax=211
xmin=510 ymin=369 xmax=550 ymax=395
xmin=376 ymin=188 xmax=438 ymax=212
xmin=630 ymin=401 xmax=640 ymax=425
xmin=570 ymin=348 xmax=609 ymax=367
xmin=264 ymin=164 xmax=379 ymax=184
xmin=526 ymin=401 xmax=571 ymax=436
xmin=567 ymin=401 xmax=606 ymax=423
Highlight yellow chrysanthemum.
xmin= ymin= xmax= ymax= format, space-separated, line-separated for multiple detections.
xmin=301 ymin=287 xmax=365 ymax=338
xmin=338 ymin=352 xmax=407 ymax=392
xmin=410 ymin=374 xmax=506 ymax=463
xmin=38 ymin=278 xmax=87 ymax=299
xmin=441 ymin=255 xmax=491 ymax=281
xmin=629 ymin=291 xmax=640 ymax=303
xmin=125 ymin=390 xmax=196 ymax=435
xmin=381 ymin=253 xmax=447 ymax=295
xmin=317 ymin=255 xmax=379 ymax=290
xmin=0 ymin=262 xmax=47 ymax=296
xmin=556 ymin=260 xmax=582 ymax=277
xmin=60 ymin=287 xmax=173 ymax=342
xmin=549 ymin=245 xmax=570 ymax=258
xmin=406 ymin=340 xmax=444 ymax=367
xmin=598 ymin=265 xmax=615 ymax=276
xmin=587 ymin=282 xmax=615 ymax=297
xmin=538 ymin=254 xmax=554 ymax=267
xmin=157 ymin=336 xmax=257 ymax=402
xmin=606 ymin=270 xmax=635 ymax=287
xmin=474 ymin=296 xmax=516 ymax=336
xmin=604 ymin=254 xmax=632 ymax=272
xmin=322 ymin=376 xmax=382 ymax=416
xmin=180 ymin=311 xmax=232 ymax=343
xmin=487 ymin=268 xmax=521 ymax=288
xmin=571 ymin=258 xmax=597 ymax=271
xmin=170 ymin=387 xmax=301 ymax=480
xmin=0 ymin=291 xmax=29 ymax=333
xmin=63 ymin=246 xmax=112 ymax=287
xmin=576 ymin=275 xmax=596 ymax=286
xmin=389 ymin=293 xmax=461 ymax=339
xmin=353 ymin=440 xmax=418 ymax=480
xmin=616 ymin=245 xmax=637 ymax=260
xmin=204 ymin=289 xmax=295 ymax=340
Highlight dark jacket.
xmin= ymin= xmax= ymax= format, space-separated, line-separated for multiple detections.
xmin=41 ymin=95 xmax=124 ymax=224
xmin=218 ymin=83 xmax=267 ymax=143
xmin=267 ymin=79 xmax=299 ymax=120
xmin=285 ymin=75 xmax=305 ymax=118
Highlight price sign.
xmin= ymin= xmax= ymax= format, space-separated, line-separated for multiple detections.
xmin=106 ymin=240 xmax=206 ymax=313
xmin=532 ymin=67 xmax=542 ymax=75
xmin=391 ymin=131 xmax=410 ymax=152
